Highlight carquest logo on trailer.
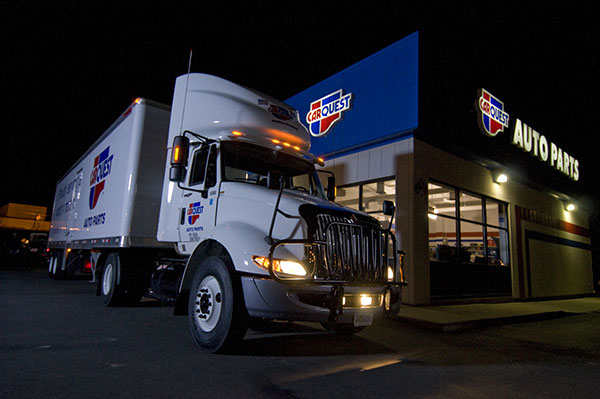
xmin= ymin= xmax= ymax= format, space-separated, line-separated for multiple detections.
xmin=89 ymin=146 xmax=114 ymax=209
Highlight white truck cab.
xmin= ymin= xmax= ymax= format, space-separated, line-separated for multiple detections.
xmin=161 ymin=74 xmax=404 ymax=352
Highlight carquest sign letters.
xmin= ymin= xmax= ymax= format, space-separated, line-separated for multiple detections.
xmin=306 ymin=89 xmax=352 ymax=137
xmin=476 ymin=89 xmax=580 ymax=181
xmin=512 ymin=119 xmax=579 ymax=181
xmin=477 ymin=89 xmax=509 ymax=136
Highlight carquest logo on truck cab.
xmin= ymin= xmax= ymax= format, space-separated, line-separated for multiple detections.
xmin=89 ymin=146 xmax=114 ymax=209
xmin=187 ymin=201 xmax=204 ymax=224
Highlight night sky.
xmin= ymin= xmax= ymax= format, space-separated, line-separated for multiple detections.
xmin=3 ymin=2 xmax=600 ymax=237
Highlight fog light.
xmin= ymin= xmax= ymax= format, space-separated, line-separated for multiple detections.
xmin=360 ymin=295 xmax=373 ymax=307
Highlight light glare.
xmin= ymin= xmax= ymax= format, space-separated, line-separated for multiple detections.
xmin=360 ymin=295 xmax=373 ymax=306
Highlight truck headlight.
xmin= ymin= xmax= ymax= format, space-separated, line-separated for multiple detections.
xmin=252 ymin=256 xmax=307 ymax=277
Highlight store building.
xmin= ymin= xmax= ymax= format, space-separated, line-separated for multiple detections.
xmin=286 ymin=32 xmax=594 ymax=305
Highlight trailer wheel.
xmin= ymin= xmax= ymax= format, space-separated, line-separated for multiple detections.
xmin=99 ymin=253 xmax=144 ymax=306
xmin=188 ymin=256 xmax=247 ymax=353
xmin=101 ymin=253 xmax=142 ymax=306
xmin=48 ymin=252 xmax=63 ymax=280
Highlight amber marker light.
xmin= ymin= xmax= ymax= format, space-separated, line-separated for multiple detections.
xmin=293 ymin=146 xmax=300 ymax=151
xmin=282 ymin=142 xmax=291 ymax=147
xmin=272 ymin=139 xmax=280 ymax=144
xmin=232 ymin=130 xmax=244 ymax=136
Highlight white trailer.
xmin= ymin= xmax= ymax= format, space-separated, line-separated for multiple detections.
xmin=48 ymin=74 xmax=405 ymax=353
xmin=48 ymin=99 xmax=171 ymax=281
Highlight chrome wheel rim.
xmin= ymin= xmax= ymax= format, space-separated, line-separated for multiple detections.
xmin=102 ymin=263 xmax=114 ymax=296
xmin=193 ymin=275 xmax=223 ymax=332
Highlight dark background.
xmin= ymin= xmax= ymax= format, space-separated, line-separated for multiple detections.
xmin=3 ymin=2 xmax=599 ymax=244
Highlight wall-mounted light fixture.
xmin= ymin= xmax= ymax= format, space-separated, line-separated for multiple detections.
xmin=563 ymin=200 xmax=575 ymax=212
xmin=492 ymin=170 xmax=508 ymax=184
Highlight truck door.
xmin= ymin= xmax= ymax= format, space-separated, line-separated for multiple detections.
xmin=178 ymin=143 xmax=219 ymax=243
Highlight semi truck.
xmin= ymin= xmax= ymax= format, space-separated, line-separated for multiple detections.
xmin=47 ymin=73 xmax=405 ymax=352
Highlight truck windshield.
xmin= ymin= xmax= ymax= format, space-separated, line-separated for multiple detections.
xmin=221 ymin=141 xmax=326 ymax=200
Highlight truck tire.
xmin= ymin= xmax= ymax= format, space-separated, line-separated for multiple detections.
xmin=101 ymin=253 xmax=142 ymax=306
xmin=48 ymin=252 xmax=63 ymax=280
xmin=188 ymin=256 xmax=247 ymax=353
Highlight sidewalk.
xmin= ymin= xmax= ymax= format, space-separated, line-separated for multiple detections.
xmin=395 ymin=296 xmax=600 ymax=331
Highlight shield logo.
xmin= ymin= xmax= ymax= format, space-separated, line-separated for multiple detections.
xmin=306 ymin=89 xmax=352 ymax=137
xmin=89 ymin=146 xmax=112 ymax=209
xmin=477 ymin=89 xmax=510 ymax=137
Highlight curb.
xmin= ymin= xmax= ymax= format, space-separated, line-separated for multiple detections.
xmin=394 ymin=310 xmax=573 ymax=332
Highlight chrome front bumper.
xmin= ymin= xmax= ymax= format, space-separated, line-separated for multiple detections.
xmin=241 ymin=276 xmax=387 ymax=324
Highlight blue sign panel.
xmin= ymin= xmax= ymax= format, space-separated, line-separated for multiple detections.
xmin=286 ymin=31 xmax=419 ymax=157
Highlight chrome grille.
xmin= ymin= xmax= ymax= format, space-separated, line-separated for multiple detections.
xmin=315 ymin=214 xmax=389 ymax=283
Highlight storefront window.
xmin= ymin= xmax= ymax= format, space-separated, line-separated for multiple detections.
xmin=460 ymin=221 xmax=485 ymax=264
xmin=486 ymin=226 xmax=509 ymax=266
xmin=362 ymin=180 xmax=395 ymax=228
xmin=428 ymin=181 xmax=510 ymax=266
xmin=336 ymin=178 xmax=396 ymax=229
xmin=428 ymin=182 xmax=456 ymax=218
xmin=485 ymin=198 xmax=508 ymax=229
xmin=459 ymin=192 xmax=483 ymax=223
xmin=336 ymin=185 xmax=360 ymax=211
xmin=428 ymin=213 xmax=457 ymax=261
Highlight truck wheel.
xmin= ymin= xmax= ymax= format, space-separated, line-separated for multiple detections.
xmin=101 ymin=253 xmax=121 ymax=306
xmin=322 ymin=322 xmax=365 ymax=335
xmin=48 ymin=252 xmax=63 ymax=279
xmin=101 ymin=253 xmax=142 ymax=306
xmin=188 ymin=256 xmax=247 ymax=353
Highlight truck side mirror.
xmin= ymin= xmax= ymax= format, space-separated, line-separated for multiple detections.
xmin=383 ymin=200 xmax=395 ymax=216
xmin=382 ymin=200 xmax=395 ymax=232
xmin=169 ymin=136 xmax=189 ymax=183
xmin=327 ymin=176 xmax=336 ymax=202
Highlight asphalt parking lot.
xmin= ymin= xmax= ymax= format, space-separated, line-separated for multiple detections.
xmin=2 ymin=264 xmax=599 ymax=399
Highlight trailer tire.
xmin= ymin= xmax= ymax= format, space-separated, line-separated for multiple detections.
xmin=101 ymin=253 xmax=141 ymax=306
xmin=48 ymin=252 xmax=64 ymax=280
xmin=188 ymin=256 xmax=247 ymax=353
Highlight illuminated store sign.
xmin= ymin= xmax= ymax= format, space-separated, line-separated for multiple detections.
xmin=476 ymin=89 xmax=580 ymax=181
xmin=306 ymin=89 xmax=353 ymax=137
xmin=512 ymin=119 xmax=579 ymax=181
xmin=477 ymin=89 xmax=509 ymax=136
